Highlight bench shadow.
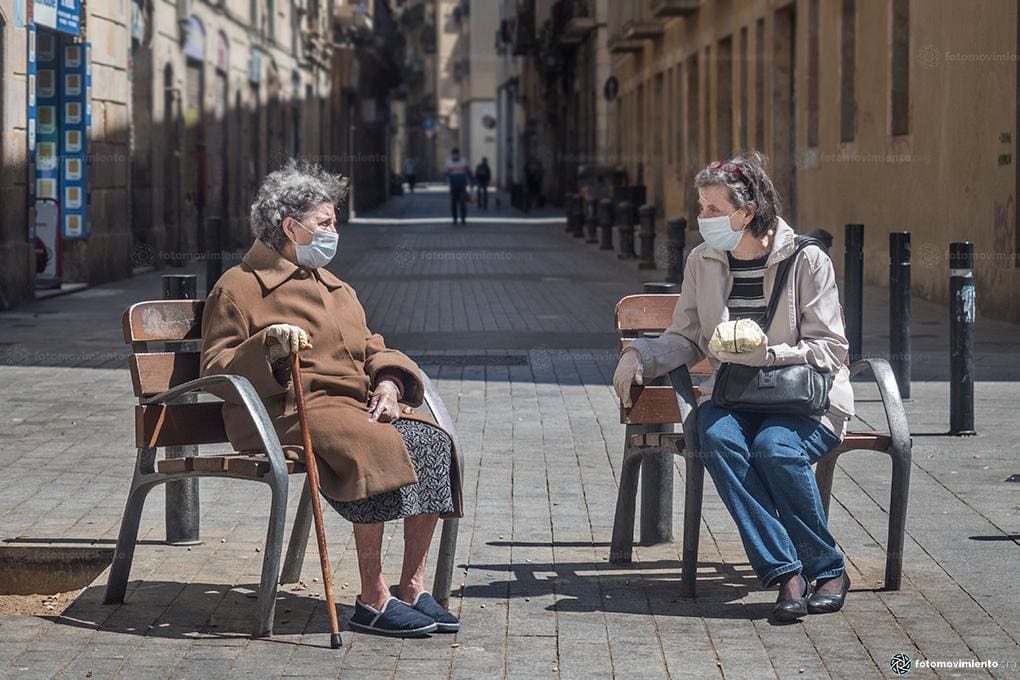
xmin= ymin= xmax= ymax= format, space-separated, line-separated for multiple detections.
xmin=459 ymin=559 xmax=773 ymax=621
xmin=49 ymin=579 xmax=360 ymax=646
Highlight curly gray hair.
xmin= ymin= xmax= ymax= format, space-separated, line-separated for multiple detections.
xmin=249 ymin=159 xmax=351 ymax=249
xmin=694 ymin=150 xmax=783 ymax=238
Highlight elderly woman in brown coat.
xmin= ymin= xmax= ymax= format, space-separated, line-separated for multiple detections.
xmin=200 ymin=160 xmax=462 ymax=638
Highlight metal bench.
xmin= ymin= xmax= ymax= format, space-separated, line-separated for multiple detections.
xmin=609 ymin=293 xmax=912 ymax=596
xmin=103 ymin=299 xmax=464 ymax=636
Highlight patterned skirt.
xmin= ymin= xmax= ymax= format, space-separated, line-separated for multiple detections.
xmin=324 ymin=418 xmax=455 ymax=524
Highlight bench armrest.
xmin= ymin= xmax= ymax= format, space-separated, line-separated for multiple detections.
xmin=419 ymin=371 xmax=465 ymax=475
xmin=849 ymin=358 xmax=911 ymax=455
xmin=668 ymin=364 xmax=701 ymax=451
xmin=141 ymin=374 xmax=289 ymax=486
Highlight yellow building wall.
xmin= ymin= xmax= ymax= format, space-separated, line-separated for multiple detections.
xmin=611 ymin=0 xmax=1020 ymax=322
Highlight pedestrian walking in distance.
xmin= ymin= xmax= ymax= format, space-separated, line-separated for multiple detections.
xmin=202 ymin=159 xmax=462 ymax=638
xmin=443 ymin=148 xmax=472 ymax=225
xmin=403 ymin=157 xmax=417 ymax=194
xmin=474 ymin=157 xmax=491 ymax=210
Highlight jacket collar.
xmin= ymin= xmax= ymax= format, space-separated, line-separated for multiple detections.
xmin=701 ymin=217 xmax=798 ymax=266
xmin=242 ymin=238 xmax=345 ymax=292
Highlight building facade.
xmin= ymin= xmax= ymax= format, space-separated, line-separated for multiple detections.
xmin=509 ymin=0 xmax=1020 ymax=322
xmin=0 ymin=0 xmax=404 ymax=309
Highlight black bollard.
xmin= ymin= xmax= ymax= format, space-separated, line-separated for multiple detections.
xmin=205 ymin=216 xmax=224 ymax=296
xmin=844 ymin=224 xmax=864 ymax=362
xmin=598 ymin=198 xmax=614 ymax=250
xmin=639 ymin=281 xmax=677 ymax=546
xmin=949 ymin=242 xmax=976 ymax=436
xmin=565 ymin=193 xmax=577 ymax=233
xmin=162 ymin=275 xmax=202 ymax=545
xmin=572 ymin=195 xmax=586 ymax=238
xmin=666 ymin=217 xmax=687 ymax=283
xmin=638 ymin=204 xmax=657 ymax=269
xmin=585 ymin=197 xmax=599 ymax=243
xmin=889 ymin=232 xmax=911 ymax=399
xmin=617 ymin=201 xmax=636 ymax=259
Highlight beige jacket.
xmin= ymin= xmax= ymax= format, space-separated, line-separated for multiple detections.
xmin=627 ymin=218 xmax=855 ymax=438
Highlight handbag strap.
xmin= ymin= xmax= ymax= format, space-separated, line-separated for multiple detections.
xmin=760 ymin=236 xmax=826 ymax=333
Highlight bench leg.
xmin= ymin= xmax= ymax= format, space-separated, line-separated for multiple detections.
xmin=680 ymin=453 xmax=704 ymax=598
xmin=610 ymin=447 xmax=644 ymax=563
xmin=432 ymin=517 xmax=460 ymax=607
xmin=885 ymin=442 xmax=912 ymax=591
xmin=104 ymin=473 xmax=158 ymax=605
xmin=280 ymin=476 xmax=313 ymax=585
xmin=814 ymin=453 xmax=840 ymax=520
xmin=254 ymin=475 xmax=289 ymax=637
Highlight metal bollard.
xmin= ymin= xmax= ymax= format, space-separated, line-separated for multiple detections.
xmin=638 ymin=204 xmax=657 ymax=269
xmin=598 ymin=198 xmax=614 ymax=250
xmin=617 ymin=201 xmax=636 ymax=259
xmin=666 ymin=217 xmax=687 ymax=283
xmin=565 ymin=193 xmax=577 ymax=233
xmin=162 ymin=274 xmax=202 ymax=546
xmin=572 ymin=195 xmax=586 ymax=238
xmin=205 ymin=216 xmax=224 ymax=296
xmin=844 ymin=224 xmax=864 ymax=362
xmin=889 ymin=232 xmax=911 ymax=399
xmin=639 ymin=281 xmax=677 ymax=546
xmin=585 ymin=197 xmax=599 ymax=244
xmin=949 ymin=242 xmax=976 ymax=435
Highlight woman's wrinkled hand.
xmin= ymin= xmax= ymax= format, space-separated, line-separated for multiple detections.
xmin=612 ymin=349 xmax=644 ymax=408
xmin=368 ymin=379 xmax=401 ymax=423
xmin=265 ymin=323 xmax=313 ymax=361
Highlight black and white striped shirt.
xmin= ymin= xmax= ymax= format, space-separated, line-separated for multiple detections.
xmin=727 ymin=252 xmax=769 ymax=323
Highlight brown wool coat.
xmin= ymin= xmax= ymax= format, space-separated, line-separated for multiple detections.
xmin=200 ymin=238 xmax=463 ymax=517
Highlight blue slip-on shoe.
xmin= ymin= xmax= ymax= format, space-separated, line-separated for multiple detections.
xmin=348 ymin=596 xmax=438 ymax=638
xmin=392 ymin=588 xmax=460 ymax=633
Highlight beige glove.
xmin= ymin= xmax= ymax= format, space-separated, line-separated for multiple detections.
xmin=709 ymin=319 xmax=767 ymax=355
xmin=612 ymin=348 xmax=644 ymax=408
xmin=264 ymin=323 xmax=313 ymax=362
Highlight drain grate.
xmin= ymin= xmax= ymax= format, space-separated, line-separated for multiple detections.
xmin=409 ymin=354 xmax=529 ymax=367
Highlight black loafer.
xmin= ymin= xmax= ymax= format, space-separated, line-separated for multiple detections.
xmin=771 ymin=573 xmax=811 ymax=623
xmin=807 ymin=573 xmax=850 ymax=614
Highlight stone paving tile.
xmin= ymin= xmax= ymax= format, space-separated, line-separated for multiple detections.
xmin=1 ymin=190 xmax=1018 ymax=679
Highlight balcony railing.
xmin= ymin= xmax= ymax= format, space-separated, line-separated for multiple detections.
xmin=608 ymin=37 xmax=644 ymax=53
xmin=620 ymin=18 xmax=663 ymax=40
xmin=650 ymin=0 xmax=699 ymax=17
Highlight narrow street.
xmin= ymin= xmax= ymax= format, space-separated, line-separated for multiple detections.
xmin=0 ymin=189 xmax=1017 ymax=679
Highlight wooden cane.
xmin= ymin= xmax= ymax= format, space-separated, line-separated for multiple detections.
xmin=291 ymin=352 xmax=342 ymax=649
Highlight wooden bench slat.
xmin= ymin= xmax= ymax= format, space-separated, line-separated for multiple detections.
xmin=628 ymin=430 xmax=893 ymax=453
xmin=124 ymin=300 xmax=205 ymax=343
xmin=135 ymin=403 xmax=228 ymax=448
xmin=130 ymin=352 xmax=202 ymax=398
xmin=615 ymin=294 xmax=681 ymax=332
xmin=157 ymin=455 xmax=305 ymax=477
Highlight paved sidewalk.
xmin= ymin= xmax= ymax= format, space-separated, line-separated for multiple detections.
xmin=0 ymin=189 xmax=1017 ymax=679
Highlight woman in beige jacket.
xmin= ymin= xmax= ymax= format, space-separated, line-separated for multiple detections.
xmin=613 ymin=152 xmax=854 ymax=622
xmin=201 ymin=160 xmax=460 ymax=637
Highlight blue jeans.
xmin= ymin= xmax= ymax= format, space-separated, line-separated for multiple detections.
xmin=696 ymin=401 xmax=844 ymax=588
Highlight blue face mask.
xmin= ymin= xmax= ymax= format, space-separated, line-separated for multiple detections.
xmin=697 ymin=209 xmax=745 ymax=251
xmin=292 ymin=221 xmax=338 ymax=269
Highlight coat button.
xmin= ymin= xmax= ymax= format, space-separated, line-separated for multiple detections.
xmin=403 ymin=406 xmax=414 ymax=414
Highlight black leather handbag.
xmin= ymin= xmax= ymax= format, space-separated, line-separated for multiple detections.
xmin=711 ymin=237 xmax=834 ymax=417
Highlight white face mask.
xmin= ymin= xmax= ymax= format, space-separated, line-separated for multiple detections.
xmin=291 ymin=220 xmax=339 ymax=269
xmin=697 ymin=209 xmax=745 ymax=251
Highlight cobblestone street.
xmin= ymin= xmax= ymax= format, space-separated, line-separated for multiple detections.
xmin=0 ymin=188 xmax=1018 ymax=679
